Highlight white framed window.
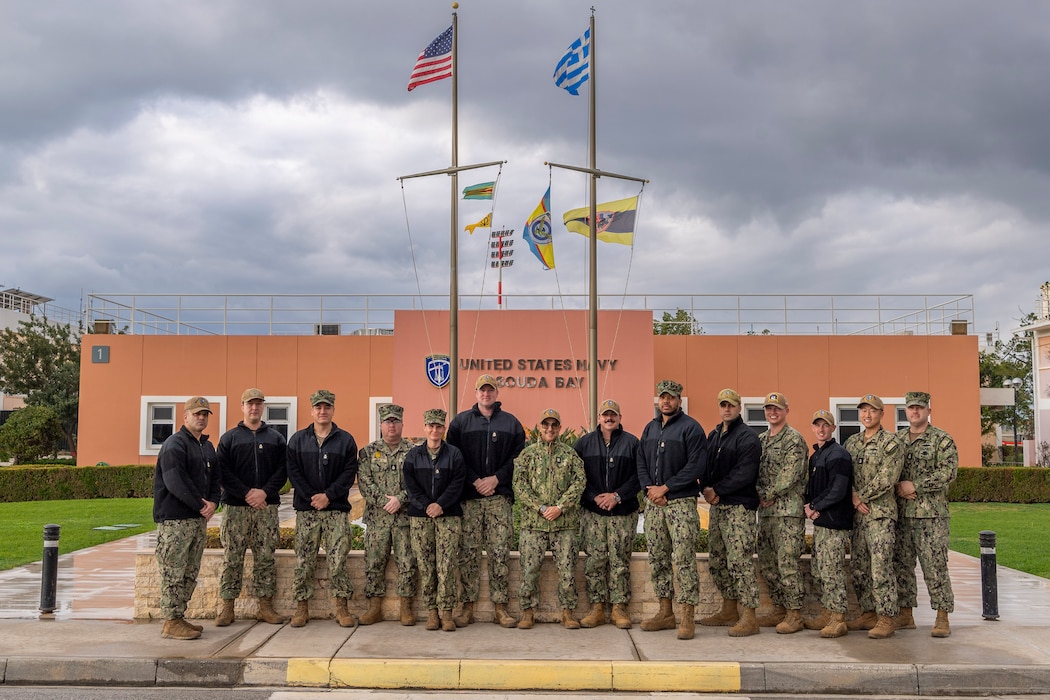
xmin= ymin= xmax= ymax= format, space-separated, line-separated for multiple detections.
xmin=895 ymin=406 xmax=910 ymax=433
xmin=140 ymin=395 xmax=226 ymax=456
xmin=262 ymin=396 xmax=297 ymax=440
xmin=742 ymin=398 xmax=767 ymax=436
xmin=369 ymin=396 xmax=394 ymax=442
xmin=830 ymin=396 xmax=905 ymax=444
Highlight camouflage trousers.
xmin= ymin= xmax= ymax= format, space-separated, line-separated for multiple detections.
xmin=708 ymin=504 xmax=759 ymax=609
xmin=363 ymin=511 xmax=417 ymax=599
xmin=458 ymin=496 xmax=513 ymax=604
xmin=410 ymin=517 xmax=461 ymax=610
xmin=850 ymin=514 xmax=898 ymax=617
xmin=643 ymin=497 xmax=700 ymax=605
xmin=519 ymin=528 xmax=579 ymax=610
xmin=757 ymin=515 xmax=806 ymax=610
xmin=895 ymin=516 xmax=954 ymax=612
xmin=156 ymin=518 xmax=206 ymax=620
xmin=812 ymin=526 xmax=851 ymax=614
xmin=219 ymin=504 xmax=280 ymax=600
xmin=580 ymin=509 xmax=637 ymax=605
xmin=293 ymin=510 xmax=354 ymax=602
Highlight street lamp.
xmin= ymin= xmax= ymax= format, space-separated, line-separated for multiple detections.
xmin=1004 ymin=377 xmax=1023 ymax=464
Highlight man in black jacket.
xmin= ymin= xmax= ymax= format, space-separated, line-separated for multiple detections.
xmin=574 ymin=399 xmax=640 ymax=629
xmin=700 ymin=388 xmax=762 ymax=637
xmin=286 ymin=389 xmax=359 ymax=628
xmin=153 ymin=396 xmax=220 ymax=640
xmin=215 ymin=388 xmax=288 ymax=627
xmin=636 ymin=379 xmax=706 ymax=640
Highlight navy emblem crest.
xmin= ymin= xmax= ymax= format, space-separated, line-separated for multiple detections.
xmin=425 ymin=354 xmax=451 ymax=388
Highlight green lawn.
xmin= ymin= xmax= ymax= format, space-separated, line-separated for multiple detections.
xmin=0 ymin=498 xmax=155 ymax=571
xmin=950 ymin=502 xmax=1050 ymax=579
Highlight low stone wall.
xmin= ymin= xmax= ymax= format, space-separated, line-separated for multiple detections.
xmin=135 ymin=549 xmax=860 ymax=623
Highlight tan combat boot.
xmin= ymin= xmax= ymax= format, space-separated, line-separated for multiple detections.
xmin=820 ymin=611 xmax=848 ymax=638
xmin=868 ymin=615 xmax=896 ymax=639
xmin=803 ymin=608 xmax=830 ymax=630
xmin=215 ymin=599 xmax=235 ymax=627
xmin=846 ymin=610 xmax=878 ymax=631
xmin=611 ymin=603 xmax=632 ymax=629
xmin=359 ymin=596 xmax=383 ymax=625
xmin=893 ymin=606 xmax=916 ymax=630
xmin=257 ymin=597 xmax=286 ymax=625
xmin=699 ymin=597 xmax=739 ymax=627
xmin=756 ymin=604 xmax=786 ymax=627
xmin=579 ymin=602 xmax=606 ymax=628
xmin=931 ymin=610 xmax=951 ymax=638
xmin=290 ymin=600 xmax=309 ymax=628
xmin=162 ymin=618 xmax=201 ymax=640
xmin=640 ymin=597 xmax=676 ymax=631
xmin=183 ymin=619 xmax=204 ymax=632
xmin=440 ymin=609 xmax=456 ymax=632
xmin=335 ymin=598 xmax=358 ymax=628
xmin=776 ymin=608 xmax=804 ymax=634
xmin=425 ymin=609 xmax=440 ymax=631
xmin=562 ymin=608 xmax=581 ymax=629
xmin=728 ymin=607 xmax=760 ymax=637
xmin=517 ymin=608 xmax=535 ymax=629
xmin=494 ymin=603 xmax=518 ymax=628
xmin=453 ymin=601 xmax=474 ymax=628
xmin=399 ymin=596 xmax=416 ymax=626
xmin=677 ymin=603 xmax=695 ymax=640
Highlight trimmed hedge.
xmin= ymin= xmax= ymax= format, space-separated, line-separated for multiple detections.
xmin=949 ymin=467 xmax=1050 ymax=503
xmin=0 ymin=464 xmax=154 ymax=502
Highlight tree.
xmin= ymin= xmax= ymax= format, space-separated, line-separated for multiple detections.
xmin=979 ymin=312 xmax=1036 ymax=464
xmin=0 ymin=317 xmax=81 ymax=455
xmin=0 ymin=404 xmax=64 ymax=464
xmin=654 ymin=308 xmax=703 ymax=335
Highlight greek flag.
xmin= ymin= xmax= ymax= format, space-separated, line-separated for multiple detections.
xmin=553 ymin=28 xmax=590 ymax=95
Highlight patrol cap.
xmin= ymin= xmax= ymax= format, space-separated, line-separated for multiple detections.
xmin=598 ymin=399 xmax=621 ymax=415
xmin=423 ymin=408 xmax=447 ymax=425
xmin=475 ymin=374 xmax=498 ymax=390
xmin=310 ymin=389 xmax=336 ymax=406
xmin=241 ymin=387 xmax=265 ymax=403
xmin=656 ymin=379 xmax=682 ymax=397
xmin=812 ymin=409 xmax=836 ymax=427
xmin=717 ymin=388 xmax=741 ymax=406
xmin=539 ymin=408 xmax=561 ymax=424
xmin=904 ymin=391 xmax=931 ymax=408
xmin=184 ymin=396 xmax=212 ymax=414
xmin=379 ymin=404 xmax=404 ymax=421
xmin=857 ymin=393 xmax=884 ymax=410
xmin=763 ymin=392 xmax=787 ymax=409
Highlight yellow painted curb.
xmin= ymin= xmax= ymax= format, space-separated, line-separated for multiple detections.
xmin=460 ymin=659 xmax=613 ymax=690
xmin=612 ymin=661 xmax=740 ymax=692
xmin=329 ymin=658 xmax=460 ymax=689
xmin=286 ymin=658 xmax=331 ymax=687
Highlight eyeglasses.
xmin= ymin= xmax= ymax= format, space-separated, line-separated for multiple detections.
xmin=540 ymin=422 xmax=560 ymax=430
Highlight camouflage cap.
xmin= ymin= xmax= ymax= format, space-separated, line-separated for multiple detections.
xmin=656 ymin=379 xmax=682 ymax=397
xmin=904 ymin=391 xmax=931 ymax=408
xmin=184 ymin=396 xmax=212 ymax=414
xmin=598 ymin=399 xmax=621 ymax=415
xmin=717 ymin=388 xmax=741 ymax=406
xmin=812 ymin=409 xmax=836 ymax=427
xmin=423 ymin=408 xmax=447 ymax=425
xmin=379 ymin=404 xmax=404 ymax=421
xmin=539 ymin=408 xmax=561 ymax=424
xmin=241 ymin=387 xmax=265 ymax=403
xmin=857 ymin=393 xmax=884 ymax=410
xmin=475 ymin=374 xmax=498 ymax=390
xmin=310 ymin=389 xmax=336 ymax=406
xmin=763 ymin=391 xmax=787 ymax=409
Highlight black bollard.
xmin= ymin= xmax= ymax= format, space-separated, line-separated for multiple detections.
xmin=40 ymin=524 xmax=60 ymax=614
xmin=979 ymin=530 xmax=999 ymax=621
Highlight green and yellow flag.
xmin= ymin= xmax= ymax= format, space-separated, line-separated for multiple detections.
xmin=462 ymin=181 xmax=495 ymax=200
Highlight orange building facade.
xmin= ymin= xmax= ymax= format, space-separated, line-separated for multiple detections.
xmin=78 ymin=309 xmax=981 ymax=466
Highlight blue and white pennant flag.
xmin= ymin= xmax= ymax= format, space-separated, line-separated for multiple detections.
xmin=553 ymin=28 xmax=590 ymax=95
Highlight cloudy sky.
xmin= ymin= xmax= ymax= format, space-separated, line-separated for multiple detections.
xmin=2 ymin=0 xmax=1048 ymax=338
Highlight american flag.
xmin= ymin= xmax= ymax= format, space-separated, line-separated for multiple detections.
xmin=407 ymin=26 xmax=453 ymax=92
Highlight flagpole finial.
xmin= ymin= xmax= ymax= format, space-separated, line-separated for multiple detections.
xmin=452 ymin=2 xmax=459 ymax=7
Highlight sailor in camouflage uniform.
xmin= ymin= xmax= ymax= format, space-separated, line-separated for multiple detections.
xmin=513 ymin=409 xmax=587 ymax=630
xmin=357 ymin=403 xmax=418 ymax=626
xmin=755 ymin=392 xmax=809 ymax=634
xmin=893 ymin=391 xmax=958 ymax=638
xmin=843 ymin=393 xmax=905 ymax=639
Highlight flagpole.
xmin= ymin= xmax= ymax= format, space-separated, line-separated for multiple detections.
xmin=449 ymin=5 xmax=460 ymax=415
xmin=587 ymin=10 xmax=598 ymax=427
